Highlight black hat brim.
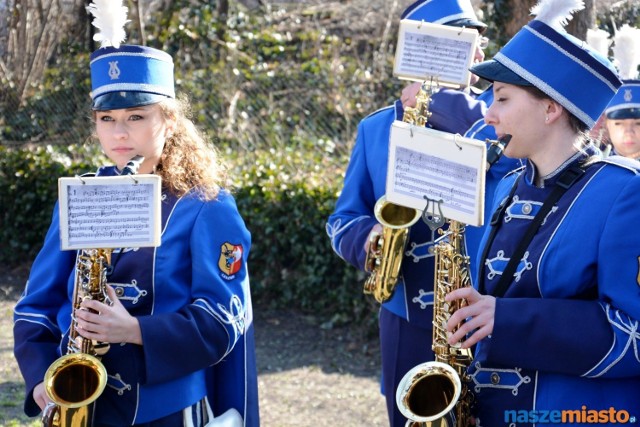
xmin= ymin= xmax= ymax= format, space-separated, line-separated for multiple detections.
xmin=606 ymin=108 xmax=640 ymax=119
xmin=445 ymin=18 xmax=488 ymax=34
xmin=470 ymin=59 xmax=534 ymax=86
xmin=92 ymin=92 xmax=170 ymax=111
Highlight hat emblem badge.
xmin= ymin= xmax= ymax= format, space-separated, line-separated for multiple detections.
xmin=624 ymin=89 xmax=633 ymax=102
xmin=108 ymin=61 xmax=121 ymax=80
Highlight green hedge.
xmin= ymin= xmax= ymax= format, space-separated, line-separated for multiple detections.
xmin=0 ymin=145 xmax=378 ymax=330
xmin=0 ymin=144 xmax=105 ymax=263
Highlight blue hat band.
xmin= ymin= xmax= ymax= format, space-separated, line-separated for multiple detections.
xmin=606 ymin=81 xmax=640 ymax=117
xmin=494 ymin=20 xmax=620 ymax=128
xmin=402 ymin=0 xmax=479 ymax=25
xmin=90 ymin=47 xmax=175 ymax=100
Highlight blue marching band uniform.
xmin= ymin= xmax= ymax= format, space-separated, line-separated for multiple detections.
xmin=325 ymin=1 xmax=521 ymax=425
xmin=14 ymin=173 xmax=259 ymax=425
xmin=466 ymin=0 xmax=640 ymax=425
xmin=12 ymin=2 xmax=259 ymax=425
xmin=328 ymin=0 xmax=640 ymax=426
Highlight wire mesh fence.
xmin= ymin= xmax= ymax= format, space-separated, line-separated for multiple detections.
xmin=1 ymin=74 xmax=404 ymax=159
xmin=0 ymin=0 xmax=414 ymax=162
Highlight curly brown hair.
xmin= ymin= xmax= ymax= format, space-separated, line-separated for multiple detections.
xmin=156 ymin=95 xmax=229 ymax=201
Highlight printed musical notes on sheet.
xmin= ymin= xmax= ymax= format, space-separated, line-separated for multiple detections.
xmin=58 ymin=175 xmax=162 ymax=250
xmin=393 ymin=20 xmax=478 ymax=87
xmin=386 ymin=121 xmax=487 ymax=226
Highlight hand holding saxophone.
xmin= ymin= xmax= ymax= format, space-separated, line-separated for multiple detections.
xmin=364 ymin=224 xmax=383 ymax=254
xmin=32 ymin=383 xmax=52 ymax=412
xmin=444 ymin=287 xmax=495 ymax=349
xmin=75 ymin=285 xmax=143 ymax=346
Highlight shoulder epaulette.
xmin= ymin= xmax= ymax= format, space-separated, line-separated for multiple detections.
xmin=363 ymin=104 xmax=395 ymax=120
xmin=601 ymin=155 xmax=640 ymax=175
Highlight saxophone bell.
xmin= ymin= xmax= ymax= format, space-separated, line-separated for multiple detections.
xmin=396 ymin=221 xmax=474 ymax=427
xmin=396 ymin=361 xmax=461 ymax=427
xmin=363 ymin=196 xmax=421 ymax=303
xmin=43 ymin=353 xmax=108 ymax=427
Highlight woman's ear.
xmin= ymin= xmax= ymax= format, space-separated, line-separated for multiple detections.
xmin=545 ymin=100 xmax=564 ymax=124
xmin=164 ymin=118 xmax=176 ymax=139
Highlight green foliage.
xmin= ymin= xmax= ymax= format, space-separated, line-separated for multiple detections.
xmin=227 ymin=146 xmax=377 ymax=328
xmin=0 ymin=144 xmax=378 ymax=328
xmin=597 ymin=1 xmax=640 ymax=37
xmin=0 ymin=3 xmax=403 ymax=328
xmin=0 ymin=145 xmax=106 ymax=265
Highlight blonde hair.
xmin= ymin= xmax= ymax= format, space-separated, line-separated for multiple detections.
xmin=157 ymin=95 xmax=228 ymax=201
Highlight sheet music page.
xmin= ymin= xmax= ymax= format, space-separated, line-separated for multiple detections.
xmin=386 ymin=121 xmax=487 ymax=226
xmin=393 ymin=20 xmax=478 ymax=87
xmin=58 ymin=175 xmax=162 ymax=250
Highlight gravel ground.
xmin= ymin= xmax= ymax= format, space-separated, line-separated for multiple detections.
xmin=0 ymin=265 xmax=388 ymax=426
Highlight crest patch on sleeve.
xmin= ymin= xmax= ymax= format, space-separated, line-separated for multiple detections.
xmin=218 ymin=242 xmax=244 ymax=279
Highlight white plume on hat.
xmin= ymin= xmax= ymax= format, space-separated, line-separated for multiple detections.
xmin=586 ymin=28 xmax=611 ymax=57
xmin=86 ymin=0 xmax=129 ymax=49
xmin=530 ymin=0 xmax=584 ymax=32
xmin=612 ymin=25 xmax=640 ymax=80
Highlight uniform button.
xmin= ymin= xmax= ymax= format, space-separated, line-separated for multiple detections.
xmin=115 ymin=287 xmax=124 ymax=297
xmin=522 ymin=203 xmax=532 ymax=215
xmin=490 ymin=372 xmax=500 ymax=384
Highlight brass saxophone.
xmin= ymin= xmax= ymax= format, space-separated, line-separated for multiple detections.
xmin=42 ymin=156 xmax=144 ymax=427
xmin=362 ymin=82 xmax=435 ymax=304
xmin=395 ymin=137 xmax=510 ymax=427
xmin=363 ymin=196 xmax=421 ymax=303
xmin=396 ymin=220 xmax=473 ymax=427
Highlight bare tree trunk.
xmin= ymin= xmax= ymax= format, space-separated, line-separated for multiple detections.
xmin=216 ymin=0 xmax=229 ymax=60
xmin=127 ymin=0 xmax=146 ymax=45
xmin=489 ymin=0 xmax=596 ymax=46
xmin=3 ymin=0 xmax=60 ymax=106
xmin=505 ymin=0 xmax=537 ymax=38
xmin=566 ymin=0 xmax=596 ymax=40
xmin=0 ymin=0 xmax=87 ymax=109
xmin=0 ymin=0 xmax=9 ymax=58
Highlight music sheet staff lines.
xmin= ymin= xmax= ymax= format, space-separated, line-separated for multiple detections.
xmin=399 ymin=33 xmax=470 ymax=82
xmin=386 ymin=122 xmax=486 ymax=225
xmin=58 ymin=175 xmax=162 ymax=250
xmin=66 ymin=184 xmax=155 ymax=245
xmin=393 ymin=20 xmax=477 ymax=87
xmin=393 ymin=146 xmax=477 ymax=215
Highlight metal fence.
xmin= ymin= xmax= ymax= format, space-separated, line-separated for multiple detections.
xmin=0 ymin=1 xmax=413 ymax=161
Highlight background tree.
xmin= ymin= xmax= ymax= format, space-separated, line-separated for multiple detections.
xmin=566 ymin=0 xmax=596 ymax=41
xmin=0 ymin=0 xmax=84 ymax=108
xmin=483 ymin=0 xmax=597 ymax=46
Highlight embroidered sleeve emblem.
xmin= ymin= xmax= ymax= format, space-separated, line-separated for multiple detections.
xmin=218 ymin=242 xmax=243 ymax=278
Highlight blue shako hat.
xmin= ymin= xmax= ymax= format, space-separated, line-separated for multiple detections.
xmin=401 ymin=0 xmax=487 ymax=32
xmin=90 ymin=45 xmax=175 ymax=111
xmin=606 ymin=81 xmax=640 ymax=119
xmin=87 ymin=0 xmax=175 ymax=111
xmin=470 ymin=0 xmax=622 ymax=129
xmin=604 ymin=25 xmax=640 ymax=119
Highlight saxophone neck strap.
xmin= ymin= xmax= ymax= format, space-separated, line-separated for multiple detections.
xmin=480 ymin=163 xmax=586 ymax=298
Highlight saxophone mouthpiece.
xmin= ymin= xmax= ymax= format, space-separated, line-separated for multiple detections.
xmin=121 ymin=155 xmax=145 ymax=175
xmin=486 ymin=134 xmax=512 ymax=168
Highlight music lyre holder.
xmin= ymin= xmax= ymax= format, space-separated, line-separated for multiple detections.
xmin=422 ymin=196 xmax=445 ymax=231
